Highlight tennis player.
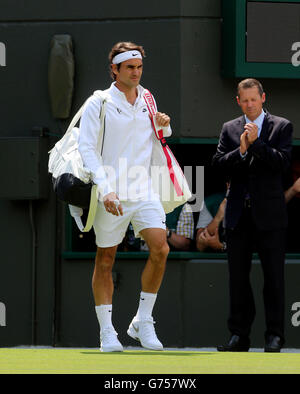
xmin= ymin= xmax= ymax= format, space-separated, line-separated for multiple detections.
xmin=78 ymin=42 xmax=172 ymax=352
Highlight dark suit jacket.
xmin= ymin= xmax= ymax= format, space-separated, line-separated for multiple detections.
xmin=212 ymin=111 xmax=293 ymax=231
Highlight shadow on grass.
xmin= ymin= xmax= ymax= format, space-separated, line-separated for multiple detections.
xmin=81 ymin=351 xmax=215 ymax=356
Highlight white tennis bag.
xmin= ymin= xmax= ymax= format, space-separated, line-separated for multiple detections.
xmin=48 ymin=90 xmax=107 ymax=232
xmin=144 ymin=90 xmax=192 ymax=213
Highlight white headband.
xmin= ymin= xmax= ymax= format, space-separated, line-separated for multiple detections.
xmin=112 ymin=50 xmax=142 ymax=64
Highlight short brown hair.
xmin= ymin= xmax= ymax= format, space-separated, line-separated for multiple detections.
xmin=237 ymin=78 xmax=264 ymax=97
xmin=108 ymin=41 xmax=146 ymax=80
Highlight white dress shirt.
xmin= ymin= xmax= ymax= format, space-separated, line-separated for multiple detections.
xmin=241 ymin=110 xmax=265 ymax=158
xmin=245 ymin=110 xmax=265 ymax=138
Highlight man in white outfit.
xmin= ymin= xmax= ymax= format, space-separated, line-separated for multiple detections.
xmin=78 ymin=42 xmax=171 ymax=352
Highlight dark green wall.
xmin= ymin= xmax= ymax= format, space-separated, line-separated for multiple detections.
xmin=0 ymin=18 xmax=180 ymax=136
xmin=179 ymin=16 xmax=300 ymax=138
xmin=56 ymin=258 xmax=300 ymax=349
xmin=0 ymin=0 xmax=299 ymax=348
xmin=1 ymin=0 xmax=300 ymax=139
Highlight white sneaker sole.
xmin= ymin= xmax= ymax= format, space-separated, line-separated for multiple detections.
xmin=100 ymin=344 xmax=124 ymax=353
xmin=127 ymin=323 xmax=163 ymax=351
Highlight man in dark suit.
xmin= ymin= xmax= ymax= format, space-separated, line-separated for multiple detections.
xmin=212 ymin=78 xmax=293 ymax=352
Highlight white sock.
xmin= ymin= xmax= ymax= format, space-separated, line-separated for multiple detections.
xmin=95 ymin=304 xmax=113 ymax=332
xmin=136 ymin=292 xmax=157 ymax=320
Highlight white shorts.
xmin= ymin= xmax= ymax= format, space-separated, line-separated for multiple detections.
xmin=93 ymin=199 xmax=166 ymax=248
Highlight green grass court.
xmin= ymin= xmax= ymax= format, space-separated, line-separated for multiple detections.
xmin=0 ymin=348 xmax=300 ymax=374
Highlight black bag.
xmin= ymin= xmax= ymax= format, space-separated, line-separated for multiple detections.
xmin=52 ymin=174 xmax=92 ymax=209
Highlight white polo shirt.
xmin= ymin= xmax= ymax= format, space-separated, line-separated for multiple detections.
xmin=79 ymin=82 xmax=169 ymax=201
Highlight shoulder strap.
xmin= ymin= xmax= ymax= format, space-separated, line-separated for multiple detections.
xmin=143 ymin=88 xmax=184 ymax=198
xmin=65 ymin=90 xmax=107 ymax=136
xmin=82 ymin=184 xmax=98 ymax=232
xmin=143 ymin=89 xmax=162 ymax=140
xmin=69 ymin=91 xmax=108 ymax=233
xmin=93 ymin=90 xmax=107 ymax=153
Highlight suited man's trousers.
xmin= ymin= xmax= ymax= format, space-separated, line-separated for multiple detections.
xmin=225 ymin=206 xmax=286 ymax=341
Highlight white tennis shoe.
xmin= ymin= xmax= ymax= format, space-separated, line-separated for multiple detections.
xmin=100 ymin=327 xmax=124 ymax=352
xmin=127 ymin=316 xmax=163 ymax=351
